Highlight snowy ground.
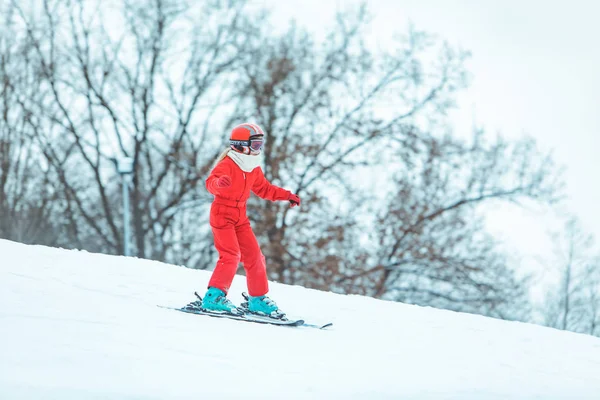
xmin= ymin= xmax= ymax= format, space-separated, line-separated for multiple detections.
xmin=1 ymin=239 xmax=600 ymax=399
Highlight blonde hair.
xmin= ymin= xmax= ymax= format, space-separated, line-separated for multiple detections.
xmin=212 ymin=147 xmax=231 ymax=170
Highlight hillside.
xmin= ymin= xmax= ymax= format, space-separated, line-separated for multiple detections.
xmin=1 ymin=239 xmax=599 ymax=399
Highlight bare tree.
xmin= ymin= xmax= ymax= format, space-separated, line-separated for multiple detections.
xmin=0 ymin=6 xmax=62 ymax=246
xmin=231 ymin=7 xmax=471 ymax=284
xmin=327 ymin=130 xmax=560 ymax=319
xmin=10 ymin=0 xmax=255 ymax=263
xmin=542 ymin=217 xmax=600 ymax=336
xmin=583 ymin=261 xmax=600 ymax=336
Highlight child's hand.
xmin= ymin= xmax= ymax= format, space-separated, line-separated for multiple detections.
xmin=216 ymin=175 xmax=232 ymax=188
xmin=288 ymin=193 xmax=301 ymax=208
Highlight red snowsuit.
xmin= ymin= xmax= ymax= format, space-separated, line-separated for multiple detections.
xmin=206 ymin=156 xmax=291 ymax=296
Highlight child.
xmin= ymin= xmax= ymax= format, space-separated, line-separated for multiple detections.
xmin=202 ymin=123 xmax=301 ymax=317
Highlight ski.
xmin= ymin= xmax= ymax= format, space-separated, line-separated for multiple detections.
xmin=239 ymin=292 xmax=333 ymax=329
xmin=158 ymin=305 xmax=304 ymax=327
xmin=158 ymin=292 xmax=332 ymax=329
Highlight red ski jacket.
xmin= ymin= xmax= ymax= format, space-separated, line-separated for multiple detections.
xmin=206 ymin=157 xmax=291 ymax=207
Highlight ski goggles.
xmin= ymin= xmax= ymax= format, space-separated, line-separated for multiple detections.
xmin=230 ymin=136 xmax=265 ymax=152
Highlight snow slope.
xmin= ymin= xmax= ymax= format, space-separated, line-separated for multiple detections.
xmin=1 ymin=239 xmax=599 ymax=399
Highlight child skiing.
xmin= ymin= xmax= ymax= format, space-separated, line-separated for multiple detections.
xmin=201 ymin=123 xmax=301 ymax=318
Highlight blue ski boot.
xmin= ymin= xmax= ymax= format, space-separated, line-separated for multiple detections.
xmin=201 ymin=287 xmax=241 ymax=315
xmin=241 ymin=292 xmax=286 ymax=319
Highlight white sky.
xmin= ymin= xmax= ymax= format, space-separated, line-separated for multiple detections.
xmin=261 ymin=0 xmax=600 ymax=298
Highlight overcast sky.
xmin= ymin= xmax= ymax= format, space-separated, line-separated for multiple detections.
xmin=260 ymin=0 xmax=600 ymax=297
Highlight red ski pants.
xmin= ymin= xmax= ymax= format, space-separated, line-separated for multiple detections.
xmin=208 ymin=203 xmax=268 ymax=297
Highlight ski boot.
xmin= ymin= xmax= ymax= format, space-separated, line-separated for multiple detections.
xmin=199 ymin=287 xmax=242 ymax=315
xmin=240 ymin=292 xmax=286 ymax=319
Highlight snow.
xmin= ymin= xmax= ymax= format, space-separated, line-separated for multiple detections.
xmin=1 ymin=239 xmax=599 ymax=399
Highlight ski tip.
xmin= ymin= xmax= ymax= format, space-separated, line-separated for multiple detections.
xmin=300 ymin=321 xmax=333 ymax=329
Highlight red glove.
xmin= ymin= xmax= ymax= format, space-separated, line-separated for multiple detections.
xmin=216 ymin=175 xmax=232 ymax=188
xmin=288 ymin=193 xmax=301 ymax=208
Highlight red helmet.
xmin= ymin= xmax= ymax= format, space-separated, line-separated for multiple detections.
xmin=229 ymin=123 xmax=265 ymax=155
